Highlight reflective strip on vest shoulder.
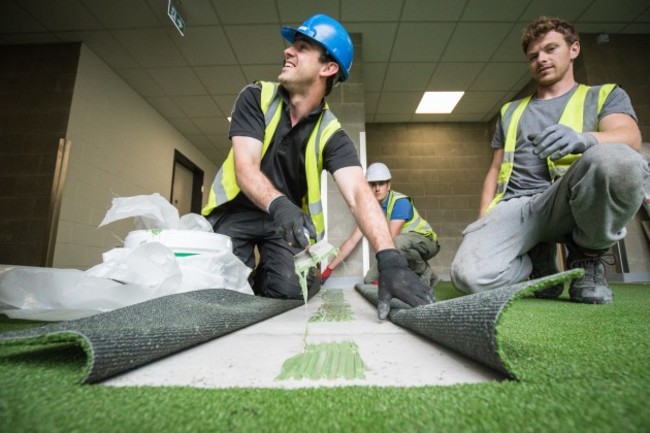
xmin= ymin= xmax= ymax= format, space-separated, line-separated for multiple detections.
xmin=597 ymin=84 xmax=616 ymax=114
xmin=503 ymin=96 xmax=532 ymax=153
xmin=487 ymin=96 xmax=530 ymax=211
xmin=306 ymin=108 xmax=340 ymax=240
xmin=213 ymin=165 xmax=228 ymax=205
xmin=259 ymin=81 xmax=281 ymax=126
xmin=313 ymin=109 xmax=338 ymax=169
xmin=582 ymin=85 xmax=600 ymax=132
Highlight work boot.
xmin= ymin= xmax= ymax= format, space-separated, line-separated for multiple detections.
xmin=528 ymin=243 xmax=564 ymax=299
xmin=566 ymin=241 xmax=613 ymax=304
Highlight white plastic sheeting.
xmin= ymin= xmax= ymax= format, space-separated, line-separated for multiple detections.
xmin=0 ymin=194 xmax=252 ymax=321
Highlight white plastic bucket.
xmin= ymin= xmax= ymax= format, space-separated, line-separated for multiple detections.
xmin=124 ymin=229 xmax=233 ymax=257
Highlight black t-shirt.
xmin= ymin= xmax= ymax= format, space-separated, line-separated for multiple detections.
xmin=226 ymin=83 xmax=361 ymax=211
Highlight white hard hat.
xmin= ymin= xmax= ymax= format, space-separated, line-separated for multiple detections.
xmin=366 ymin=162 xmax=391 ymax=182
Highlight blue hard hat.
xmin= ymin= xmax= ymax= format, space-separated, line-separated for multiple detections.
xmin=280 ymin=13 xmax=353 ymax=82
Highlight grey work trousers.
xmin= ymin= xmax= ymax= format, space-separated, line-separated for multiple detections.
xmin=207 ymin=206 xmax=319 ymax=300
xmin=451 ymin=143 xmax=649 ymax=294
xmin=364 ymin=231 xmax=440 ymax=287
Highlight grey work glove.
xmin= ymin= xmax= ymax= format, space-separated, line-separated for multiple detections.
xmin=267 ymin=196 xmax=316 ymax=249
xmin=528 ymin=124 xmax=597 ymax=161
xmin=376 ymin=249 xmax=435 ymax=320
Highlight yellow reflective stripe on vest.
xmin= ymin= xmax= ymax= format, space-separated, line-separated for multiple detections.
xmin=486 ymin=84 xmax=616 ymax=213
xmin=385 ymin=191 xmax=437 ymax=241
xmin=305 ymin=108 xmax=340 ymax=241
xmin=486 ymin=96 xmax=531 ymax=211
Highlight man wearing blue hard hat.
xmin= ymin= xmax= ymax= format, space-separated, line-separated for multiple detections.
xmin=202 ymin=14 xmax=434 ymax=319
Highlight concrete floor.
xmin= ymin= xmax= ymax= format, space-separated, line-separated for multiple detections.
xmin=103 ymin=277 xmax=502 ymax=389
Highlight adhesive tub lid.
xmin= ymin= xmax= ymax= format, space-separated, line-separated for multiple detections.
xmin=124 ymin=230 xmax=233 ymax=256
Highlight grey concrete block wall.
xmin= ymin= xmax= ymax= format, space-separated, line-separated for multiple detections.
xmin=366 ymin=123 xmax=493 ymax=278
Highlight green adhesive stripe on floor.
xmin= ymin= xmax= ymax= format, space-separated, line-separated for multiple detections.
xmin=276 ymin=341 xmax=366 ymax=381
xmin=309 ymin=289 xmax=354 ymax=323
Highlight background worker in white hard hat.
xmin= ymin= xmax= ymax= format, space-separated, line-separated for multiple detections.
xmin=322 ymin=162 xmax=440 ymax=292
xmin=201 ymin=14 xmax=433 ymax=319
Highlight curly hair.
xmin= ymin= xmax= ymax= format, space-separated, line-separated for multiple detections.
xmin=521 ymin=16 xmax=579 ymax=53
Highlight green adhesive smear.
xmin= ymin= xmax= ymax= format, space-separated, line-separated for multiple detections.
xmin=293 ymin=242 xmax=339 ymax=304
xmin=309 ymin=289 xmax=353 ymax=323
xmin=296 ymin=267 xmax=310 ymax=305
xmin=276 ymin=341 xmax=366 ymax=381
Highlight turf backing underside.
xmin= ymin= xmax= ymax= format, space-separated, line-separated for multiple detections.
xmin=1 ymin=280 xmax=649 ymax=432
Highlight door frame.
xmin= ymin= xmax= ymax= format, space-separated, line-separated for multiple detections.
xmin=171 ymin=150 xmax=204 ymax=214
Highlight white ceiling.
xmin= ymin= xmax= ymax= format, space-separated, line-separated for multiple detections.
xmin=1 ymin=0 xmax=649 ymax=163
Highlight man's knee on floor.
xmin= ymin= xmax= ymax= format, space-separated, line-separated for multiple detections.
xmin=586 ymin=147 xmax=648 ymax=208
xmin=450 ymin=260 xmax=490 ymax=294
xmin=584 ymin=144 xmax=647 ymax=187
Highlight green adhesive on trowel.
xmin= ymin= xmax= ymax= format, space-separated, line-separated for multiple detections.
xmin=293 ymin=239 xmax=339 ymax=304
xmin=275 ymin=341 xmax=366 ymax=381
xmin=309 ymin=289 xmax=353 ymax=322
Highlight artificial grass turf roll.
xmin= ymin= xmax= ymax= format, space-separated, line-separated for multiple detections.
xmin=0 ymin=289 xmax=302 ymax=383
xmin=0 ymin=270 xmax=582 ymax=385
xmin=355 ymin=269 xmax=584 ymax=379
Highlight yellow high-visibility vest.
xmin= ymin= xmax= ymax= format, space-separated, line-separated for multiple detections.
xmin=201 ymin=81 xmax=341 ymax=240
xmin=385 ymin=190 xmax=437 ymax=241
xmin=487 ymin=83 xmax=616 ymax=212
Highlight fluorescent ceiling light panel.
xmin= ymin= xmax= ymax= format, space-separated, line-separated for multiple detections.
xmin=416 ymin=91 xmax=464 ymax=114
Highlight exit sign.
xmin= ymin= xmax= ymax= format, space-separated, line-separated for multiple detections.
xmin=167 ymin=0 xmax=185 ymax=36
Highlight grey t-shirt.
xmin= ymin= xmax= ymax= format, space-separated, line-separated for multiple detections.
xmin=492 ymin=84 xmax=637 ymax=200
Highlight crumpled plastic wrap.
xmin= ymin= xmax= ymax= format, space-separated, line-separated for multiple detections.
xmin=0 ymin=194 xmax=252 ymax=321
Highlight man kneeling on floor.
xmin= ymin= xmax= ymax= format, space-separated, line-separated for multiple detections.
xmin=201 ymin=14 xmax=433 ymax=319
xmin=450 ymin=16 xmax=648 ymax=304
xmin=321 ymin=162 xmax=440 ymax=291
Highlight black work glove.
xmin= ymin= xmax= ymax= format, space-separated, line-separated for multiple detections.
xmin=376 ymin=249 xmax=435 ymax=320
xmin=528 ymin=124 xmax=597 ymax=161
xmin=267 ymin=196 xmax=316 ymax=249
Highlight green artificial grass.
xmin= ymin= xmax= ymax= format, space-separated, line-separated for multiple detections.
xmin=1 ymin=282 xmax=649 ymax=433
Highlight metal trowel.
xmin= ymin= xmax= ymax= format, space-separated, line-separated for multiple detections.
xmin=293 ymin=230 xmax=339 ymax=274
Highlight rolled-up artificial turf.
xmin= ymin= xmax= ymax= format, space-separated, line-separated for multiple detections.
xmin=0 ymin=289 xmax=302 ymax=383
xmin=356 ymin=269 xmax=584 ymax=379
xmin=0 ymin=269 xmax=582 ymax=383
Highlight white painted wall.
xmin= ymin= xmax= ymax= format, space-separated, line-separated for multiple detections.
xmin=54 ymin=44 xmax=218 ymax=269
